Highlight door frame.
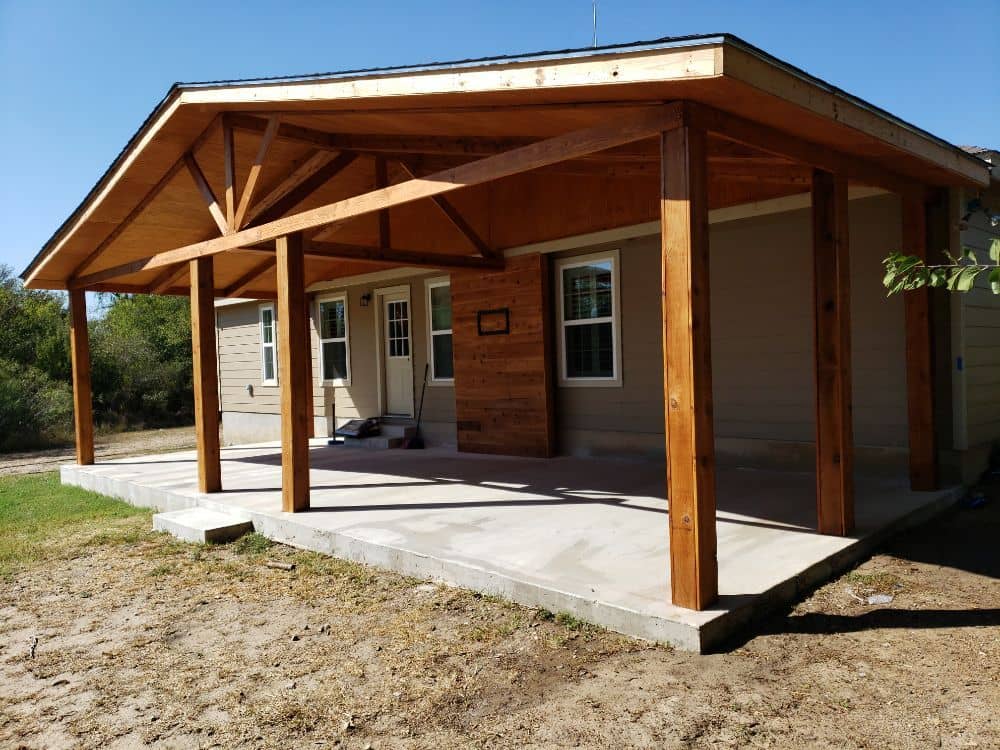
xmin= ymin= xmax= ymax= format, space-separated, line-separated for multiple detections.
xmin=373 ymin=284 xmax=414 ymax=417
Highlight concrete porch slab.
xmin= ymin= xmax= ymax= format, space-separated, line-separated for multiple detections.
xmin=61 ymin=441 xmax=959 ymax=652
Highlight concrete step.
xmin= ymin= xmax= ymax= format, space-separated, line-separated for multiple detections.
xmin=341 ymin=435 xmax=404 ymax=450
xmin=378 ymin=420 xmax=417 ymax=439
xmin=153 ymin=508 xmax=253 ymax=544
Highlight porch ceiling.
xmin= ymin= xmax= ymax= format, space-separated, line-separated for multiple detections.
xmin=22 ymin=34 xmax=991 ymax=295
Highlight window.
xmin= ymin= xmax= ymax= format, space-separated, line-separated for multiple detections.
xmin=317 ymin=294 xmax=350 ymax=385
xmin=556 ymin=250 xmax=621 ymax=385
xmin=259 ymin=303 xmax=277 ymax=386
xmin=425 ymin=278 xmax=453 ymax=382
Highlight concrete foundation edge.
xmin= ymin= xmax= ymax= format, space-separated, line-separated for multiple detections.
xmin=60 ymin=465 xmax=961 ymax=653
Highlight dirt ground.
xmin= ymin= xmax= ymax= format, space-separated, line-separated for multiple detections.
xmin=0 ymin=427 xmax=196 ymax=477
xmin=1 ymin=471 xmax=997 ymax=748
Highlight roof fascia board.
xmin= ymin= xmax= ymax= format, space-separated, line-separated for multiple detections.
xmin=181 ymin=34 xmax=729 ymax=91
xmin=178 ymin=44 xmax=721 ymax=107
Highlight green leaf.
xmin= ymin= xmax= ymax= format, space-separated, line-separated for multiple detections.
xmin=956 ymin=266 xmax=980 ymax=292
xmin=962 ymin=246 xmax=978 ymax=263
xmin=989 ymin=238 xmax=1000 ymax=264
xmin=989 ymin=267 xmax=1000 ymax=295
xmin=928 ymin=268 xmax=949 ymax=287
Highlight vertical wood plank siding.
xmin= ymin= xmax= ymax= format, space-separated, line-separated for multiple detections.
xmin=451 ymin=254 xmax=556 ymax=457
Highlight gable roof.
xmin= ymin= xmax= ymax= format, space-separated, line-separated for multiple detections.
xmin=21 ymin=33 xmax=992 ymax=291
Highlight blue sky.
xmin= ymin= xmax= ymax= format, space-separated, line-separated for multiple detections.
xmin=2 ymin=0 xmax=997 ymax=278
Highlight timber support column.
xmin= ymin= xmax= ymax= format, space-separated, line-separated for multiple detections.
xmin=277 ymin=232 xmax=310 ymax=512
xmin=902 ymin=191 xmax=938 ymax=491
xmin=661 ymin=119 xmax=718 ymax=611
xmin=811 ymin=170 xmax=854 ymax=535
xmin=68 ymin=289 xmax=94 ymax=465
xmin=190 ymin=257 xmax=221 ymax=492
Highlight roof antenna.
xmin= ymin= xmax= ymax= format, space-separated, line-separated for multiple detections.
xmin=592 ymin=0 xmax=598 ymax=47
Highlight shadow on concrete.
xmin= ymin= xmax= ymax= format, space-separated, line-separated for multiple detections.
xmin=222 ymin=445 xmax=821 ymax=533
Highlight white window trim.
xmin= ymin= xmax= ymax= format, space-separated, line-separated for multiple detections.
xmin=316 ymin=292 xmax=351 ymax=387
xmin=555 ymin=248 xmax=622 ymax=388
xmin=425 ymin=276 xmax=454 ymax=385
xmin=259 ymin=302 xmax=278 ymax=386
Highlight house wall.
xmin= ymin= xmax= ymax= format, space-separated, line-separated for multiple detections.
xmin=216 ymin=301 xmax=326 ymax=444
xmin=957 ymin=181 xmax=1000 ymax=477
xmin=553 ymin=193 xmax=909 ymax=470
xmin=215 ymin=193 xmax=920 ymax=471
xmin=216 ymin=270 xmax=457 ymax=446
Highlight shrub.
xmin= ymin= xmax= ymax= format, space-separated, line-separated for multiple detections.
xmin=0 ymin=359 xmax=73 ymax=451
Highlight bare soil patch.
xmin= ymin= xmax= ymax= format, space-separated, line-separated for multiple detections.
xmin=1 ymin=483 xmax=997 ymax=748
xmin=0 ymin=427 xmax=195 ymax=477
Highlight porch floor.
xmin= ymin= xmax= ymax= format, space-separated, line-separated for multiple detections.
xmin=61 ymin=441 xmax=958 ymax=652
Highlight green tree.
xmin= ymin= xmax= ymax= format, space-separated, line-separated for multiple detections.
xmin=0 ymin=266 xmax=195 ymax=451
xmin=0 ymin=266 xmax=73 ymax=450
xmin=90 ymin=294 xmax=193 ymax=428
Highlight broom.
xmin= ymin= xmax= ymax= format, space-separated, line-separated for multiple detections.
xmin=403 ymin=364 xmax=429 ymax=449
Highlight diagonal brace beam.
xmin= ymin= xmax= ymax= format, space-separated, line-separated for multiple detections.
xmin=69 ymin=103 xmax=683 ymax=288
xmin=394 ymin=160 xmax=494 ymax=257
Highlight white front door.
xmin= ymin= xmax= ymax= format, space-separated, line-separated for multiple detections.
xmin=383 ymin=294 xmax=414 ymax=416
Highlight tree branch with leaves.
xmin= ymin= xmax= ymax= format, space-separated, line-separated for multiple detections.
xmin=883 ymin=237 xmax=999 ymax=295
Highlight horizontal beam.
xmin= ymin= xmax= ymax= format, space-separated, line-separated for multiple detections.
xmin=227 ymin=242 xmax=504 ymax=270
xmin=230 ymin=113 xmax=661 ymax=164
xmin=229 ymin=113 xmax=538 ymax=156
xmin=70 ymin=103 xmax=683 ymax=289
xmin=308 ymin=242 xmax=504 ymax=270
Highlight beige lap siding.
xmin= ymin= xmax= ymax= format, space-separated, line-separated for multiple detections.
xmin=327 ymin=272 xmax=456 ymax=435
xmin=216 ymin=301 xmax=324 ymax=417
xmin=555 ymin=193 xmax=908 ymax=454
xmin=961 ymin=185 xmax=1000 ymax=449
xmin=216 ymin=271 xmax=457 ymax=445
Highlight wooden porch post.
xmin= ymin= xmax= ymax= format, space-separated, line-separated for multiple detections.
xmin=277 ymin=232 xmax=310 ymax=512
xmin=190 ymin=257 xmax=221 ymax=492
xmin=902 ymin=192 xmax=938 ymax=491
xmin=68 ymin=289 xmax=94 ymax=465
xmin=661 ymin=121 xmax=718 ymax=611
xmin=811 ymin=170 xmax=854 ymax=535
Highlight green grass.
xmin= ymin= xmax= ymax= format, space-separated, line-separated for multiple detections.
xmin=0 ymin=472 xmax=150 ymax=577
xmin=232 ymin=531 xmax=273 ymax=555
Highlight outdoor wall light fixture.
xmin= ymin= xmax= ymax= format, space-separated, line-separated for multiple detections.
xmin=246 ymin=383 xmax=254 ymax=397
xmin=360 ymin=292 xmax=372 ymax=307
